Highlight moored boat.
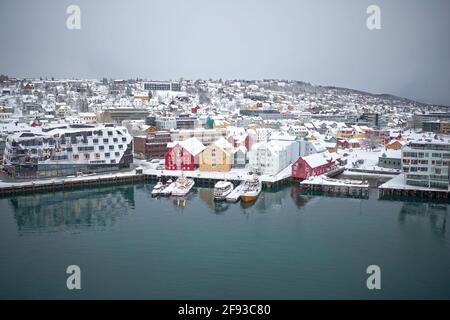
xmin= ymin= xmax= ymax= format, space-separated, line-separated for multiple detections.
xmin=151 ymin=181 xmax=164 ymax=196
xmin=160 ymin=179 xmax=175 ymax=196
xmin=240 ymin=175 xmax=262 ymax=202
xmin=213 ymin=181 xmax=234 ymax=201
xmin=171 ymin=176 xmax=195 ymax=197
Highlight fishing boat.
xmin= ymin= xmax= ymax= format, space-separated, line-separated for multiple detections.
xmin=151 ymin=181 xmax=164 ymax=196
xmin=213 ymin=181 xmax=234 ymax=201
xmin=240 ymin=175 xmax=262 ymax=202
xmin=160 ymin=179 xmax=175 ymax=196
xmin=171 ymin=176 xmax=195 ymax=197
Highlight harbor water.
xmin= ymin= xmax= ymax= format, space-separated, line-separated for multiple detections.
xmin=0 ymin=183 xmax=449 ymax=299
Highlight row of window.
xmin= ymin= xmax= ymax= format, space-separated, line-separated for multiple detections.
xmin=73 ymin=152 xmax=121 ymax=160
xmin=403 ymin=151 xmax=450 ymax=158
xmin=403 ymin=159 xmax=449 ymax=166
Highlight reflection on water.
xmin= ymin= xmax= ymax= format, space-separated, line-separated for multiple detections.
xmin=197 ymin=188 xmax=230 ymax=213
xmin=399 ymin=201 xmax=447 ymax=234
xmin=290 ymin=187 xmax=312 ymax=209
xmin=2 ymin=182 xmax=450 ymax=299
xmin=4 ymin=183 xmax=449 ymax=237
xmin=9 ymin=185 xmax=136 ymax=232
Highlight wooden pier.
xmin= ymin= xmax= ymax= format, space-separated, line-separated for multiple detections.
xmin=378 ymin=174 xmax=450 ymax=202
xmin=0 ymin=171 xmax=146 ymax=196
xmin=300 ymin=175 xmax=370 ymax=198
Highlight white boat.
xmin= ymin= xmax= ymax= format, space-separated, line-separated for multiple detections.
xmin=171 ymin=176 xmax=195 ymax=197
xmin=240 ymin=175 xmax=262 ymax=202
xmin=160 ymin=179 xmax=175 ymax=196
xmin=213 ymin=181 xmax=234 ymax=201
xmin=151 ymin=181 xmax=164 ymax=196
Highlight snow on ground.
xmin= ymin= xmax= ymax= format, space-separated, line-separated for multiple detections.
xmin=341 ymin=171 xmax=397 ymax=179
xmin=343 ymin=148 xmax=400 ymax=173
xmin=0 ymin=169 xmax=138 ymax=188
xmin=300 ymin=175 xmax=369 ymax=187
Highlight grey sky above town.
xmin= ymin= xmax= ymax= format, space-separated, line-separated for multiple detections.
xmin=0 ymin=0 xmax=449 ymax=105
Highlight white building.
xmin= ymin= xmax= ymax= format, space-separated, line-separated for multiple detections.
xmin=3 ymin=124 xmax=133 ymax=178
xmin=156 ymin=117 xmax=177 ymax=130
xmin=299 ymin=139 xmax=327 ymax=157
xmin=248 ymin=140 xmax=299 ymax=175
xmin=401 ymin=135 xmax=450 ymax=189
xmin=253 ymin=128 xmax=273 ymax=143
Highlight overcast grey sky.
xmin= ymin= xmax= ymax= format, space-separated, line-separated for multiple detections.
xmin=0 ymin=0 xmax=449 ymax=105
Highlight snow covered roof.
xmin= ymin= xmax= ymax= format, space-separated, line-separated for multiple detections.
xmin=270 ymin=131 xmax=296 ymax=141
xmin=302 ymin=151 xmax=337 ymax=168
xmin=386 ymin=139 xmax=405 ymax=146
xmin=214 ymin=137 xmax=233 ymax=150
xmin=171 ymin=137 xmax=206 ymax=156
xmin=379 ymin=149 xmax=401 ymax=159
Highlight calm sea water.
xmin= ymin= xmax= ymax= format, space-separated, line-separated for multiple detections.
xmin=0 ymin=183 xmax=449 ymax=299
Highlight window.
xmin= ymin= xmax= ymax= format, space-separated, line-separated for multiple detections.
xmin=93 ymin=139 xmax=98 ymax=144
xmin=108 ymin=131 xmax=113 ymax=136
xmin=73 ymin=154 xmax=79 ymax=160
xmin=115 ymin=152 xmax=120 ymax=157
xmin=84 ymin=153 xmax=90 ymax=160
xmin=432 ymin=153 xmax=442 ymax=158
xmin=103 ymin=138 xmax=108 ymax=143
xmin=122 ymin=137 xmax=127 ymax=142
xmin=113 ymin=138 xmax=118 ymax=143
xmin=118 ymin=145 xmax=123 ymax=149
xmin=105 ymin=153 xmax=110 ymax=158
xmin=109 ymin=145 xmax=114 ymax=150
xmin=99 ymin=146 xmax=104 ymax=151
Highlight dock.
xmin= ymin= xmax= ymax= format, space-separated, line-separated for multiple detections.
xmin=226 ymin=181 xmax=246 ymax=202
xmin=300 ymin=175 xmax=370 ymax=198
xmin=0 ymin=170 xmax=145 ymax=196
xmin=378 ymin=173 xmax=450 ymax=201
xmin=143 ymin=166 xmax=294 ymax=189
xmin=0 ymin=163 xmax=295 ymax=197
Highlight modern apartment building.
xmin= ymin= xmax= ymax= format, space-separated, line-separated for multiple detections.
xmin=413 ymin=112 xmax=450 ymax=130
xmin=422 ymin=120 xmax=450 ymax=134
xmin=3 ymin=124 xmax=133 ymax=178
xmin=401 ymin=136 xmax=450 ymax=189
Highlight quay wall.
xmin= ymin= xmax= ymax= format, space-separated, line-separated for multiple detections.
xmin=0 ymin=170 xmax=294 ymax=197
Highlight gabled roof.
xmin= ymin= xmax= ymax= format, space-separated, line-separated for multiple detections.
xmin=169 ymin=137 xmax=205 ymax=156
xmin=214 ymin=137 xmax=233 ymax=150
xmin=232 ymin=145 xmax=247 ymax=154
xmin=301 ymin=151 xmax=338 ymax=168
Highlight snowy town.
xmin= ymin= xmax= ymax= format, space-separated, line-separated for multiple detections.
xmin=1 ymin=76 xmax=450 ymax=201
